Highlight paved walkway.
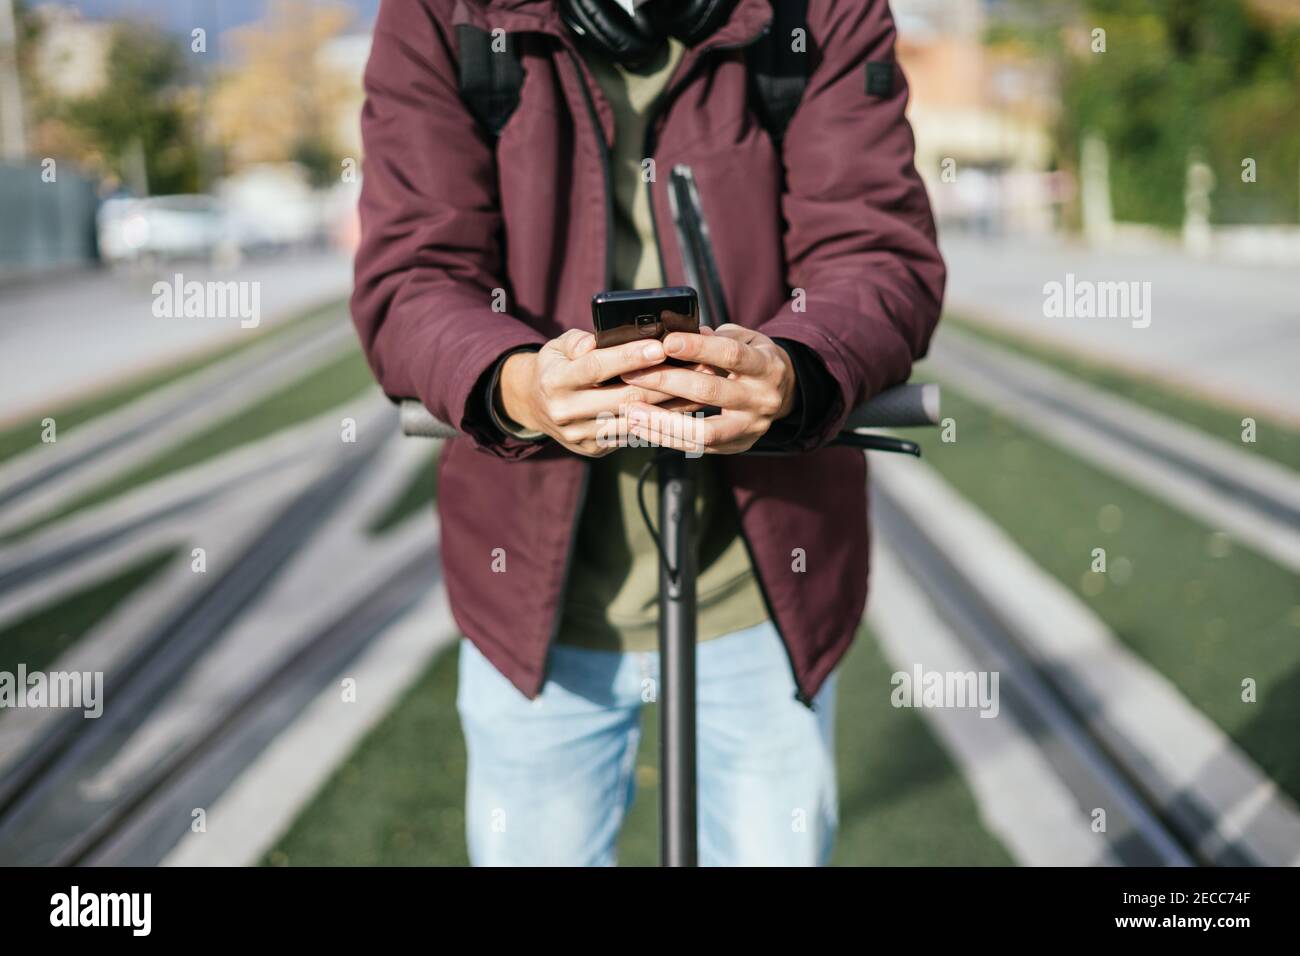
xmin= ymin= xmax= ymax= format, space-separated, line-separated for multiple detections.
xmin=0 ymin=250 xmax=353 ymax=423
xmin=940 ymin=234 xmax=1300 ymax=424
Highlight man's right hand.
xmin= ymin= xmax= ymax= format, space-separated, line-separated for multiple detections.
xmin=498 ymin=329 xmax=694 ymax=457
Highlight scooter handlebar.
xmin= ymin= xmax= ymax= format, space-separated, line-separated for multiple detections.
xmin=399 ymin=399 xmax=461 ymax=440
xmin=843 ymin=382 xmax=941 ymax=430
xmin=398 ymin=382 xmax=940 ymax=440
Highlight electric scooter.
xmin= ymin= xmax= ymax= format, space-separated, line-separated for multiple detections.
xmin=400 ymin=163 xmax=941 ymax=865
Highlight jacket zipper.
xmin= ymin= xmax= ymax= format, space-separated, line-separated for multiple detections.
xmin=538 ymin=45 xmax=617 ymax=681
xmin=640 ymin=28 xmax=817 ymax=709
xmin=643 ymin=23 xmax=773 ymax=282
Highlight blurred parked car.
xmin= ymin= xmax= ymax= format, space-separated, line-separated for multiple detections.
xmin=216 ymin=163 xmax=328 ymax=254
xmin=97 ymin=194 xmax=236 ymax=265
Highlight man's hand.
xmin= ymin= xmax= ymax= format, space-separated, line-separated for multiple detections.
xmin=619 ymin=324 xmax=797 ymax=455
xmin=499 ymin=329 xmax=701 ymax=457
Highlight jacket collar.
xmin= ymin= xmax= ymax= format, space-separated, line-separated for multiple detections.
xmin=453 ymin=0 xmax=772 ymax=49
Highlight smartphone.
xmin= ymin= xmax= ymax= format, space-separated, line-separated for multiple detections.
xmin=591 ymin=287 xmax=700 ymax=361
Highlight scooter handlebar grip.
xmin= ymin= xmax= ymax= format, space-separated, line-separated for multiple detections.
xmin=843 ymin=383 xmax=941 ymax=429
xmin=399 ymin=400 xmax=459 ymax=439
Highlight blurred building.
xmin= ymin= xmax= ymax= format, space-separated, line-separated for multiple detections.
xmin=894 ymin=0 xmax=1062 ymax=236
xmin=31 ymin=4 xmax=112 ymax=99
xmin=319 ymin=31 xmax=370 ymax=162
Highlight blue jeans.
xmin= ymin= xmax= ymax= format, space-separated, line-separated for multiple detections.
xmin=456 ymin=620 xmax=838 ymax=866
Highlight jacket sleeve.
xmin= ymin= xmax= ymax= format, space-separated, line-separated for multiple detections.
xmin=350 ymin=0 xmax=549 ymax=458
xmin=757 ymin=0 xmax=946 ymax=450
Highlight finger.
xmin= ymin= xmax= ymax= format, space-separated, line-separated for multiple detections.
xmin=563 ymin=432 xmax=618 ymax=458
xmin=551 ymin=328 xmax=596 ymax=360
xmin=661 ymin=329 xmax=766 ymax=374
xmin=683 ymin=325 xmax=724 ymax=375
xmin=625 ymin=357 xmax=719 ymax=379
xmin=684 ymin=344 xmax=726 ymax=378
xmin=659 ymin=397 xmax=706 ymax=413
xmin=553 ymin=381 xmax=692 ymax=423
xmin=620 ymin=364 xmax=745 ymax=407
xmin=551 ymin=409 xmax=626 ymax=452
xmin=695 ymin=325 xmax=756 ymax=377
xmin=625 ymin=404 xmax=707 ymax=454
xmin=561 ymin=404 xmax=708 ymax=454
xmin=626 ymin=402 xmax=749 ymax=453
xmin=558 ymin=338 xmax=667 ymax=388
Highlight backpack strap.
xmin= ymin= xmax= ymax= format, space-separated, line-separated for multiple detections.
xmin=745 ymin=0 xmax=809 ymax=142
xmin=455 ymin=23 xmax=525 ymax=137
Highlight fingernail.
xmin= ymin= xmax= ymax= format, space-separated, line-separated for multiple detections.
xmin=643 ymin=342 xmax=664 ymax=360
xmin=665 ymin=335 xmax=683 ymax=355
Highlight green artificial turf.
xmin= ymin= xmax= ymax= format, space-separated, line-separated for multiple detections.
xmin=263 ymin=630 xmax=1013 ymax=866
xmin=944 ymin=314 xmax=1300 ymax=474
xmin=8 ymin=346 xmax=377 ymax=541
xmin=897 ymin=382 xmax=1300 ymax=802
xmin=262 ymin=641 xmax=470 ymax=866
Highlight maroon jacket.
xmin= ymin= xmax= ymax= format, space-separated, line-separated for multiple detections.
xmin=351 ymin=0 xmax=945 ymax=701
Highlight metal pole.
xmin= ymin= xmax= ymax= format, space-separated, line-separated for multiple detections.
xmin=657 ymin=451 xmax=697 ymax=867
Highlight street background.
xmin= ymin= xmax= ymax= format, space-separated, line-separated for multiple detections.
xmin=0 ymin=0 xmax=1297 ymax=866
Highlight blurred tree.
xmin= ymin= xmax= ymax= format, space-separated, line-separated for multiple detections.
xmin=209 ymin=0 xmax=353 ymax=187
xmin=36 ymin=21 xmax=201 ymax=195
xmin=990 ymin=0 xmax=1300 ymax=227
xmin=3 ymin=0 xmax=44 ymax=160
xmin=12 ymin=0 xmax=42 ymax=94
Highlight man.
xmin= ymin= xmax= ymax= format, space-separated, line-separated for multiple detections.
xmin=351 ymin=0 xmax=944 ymax=865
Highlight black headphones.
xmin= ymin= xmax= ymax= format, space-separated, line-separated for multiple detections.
xmin=559 ymin=0 xmax=739 ymax=68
